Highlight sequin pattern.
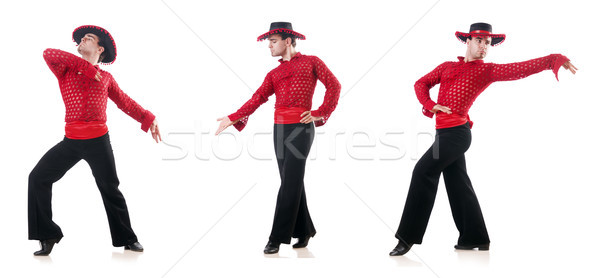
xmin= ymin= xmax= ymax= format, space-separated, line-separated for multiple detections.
xmin=415 ymin=54 xmax=569 ymax=123
xmin=43 ymin=48 xmax=155 ymax=132
xmin=228 ymin=53 xmax=341 ymax=131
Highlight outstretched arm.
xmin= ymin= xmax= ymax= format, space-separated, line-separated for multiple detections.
xmin=222 ymin=73 xmax=275 ymax=132
xmin=107 ymin=75 xmax=157 ymax=138
xmin=490 ymin=54 xmax=573 ymax=82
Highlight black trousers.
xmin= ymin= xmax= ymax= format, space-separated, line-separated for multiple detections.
xmin=269 ymin=123 xmax=317 ymax=244
xmin=395 ymin=123 xmax=490 ymax=246
xmin=28 ymin=133 xmax=138 ymax=247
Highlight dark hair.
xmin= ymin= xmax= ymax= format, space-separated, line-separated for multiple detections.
xmin=97 ymin=36 xmax=106 ymax=63
xmin=279 ymin=33 xmax=297 ymax=47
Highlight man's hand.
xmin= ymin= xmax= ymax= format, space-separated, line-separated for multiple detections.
xmin=431 ymin=104 xmax=452 ymax=114
xmin=562 ymin=61 xmax=578 ymax=74
xmin=150 ymin=119 xmax=162 ymax=143
xmin=77 ymin=70 xmax=102 ymax=81
xmin=300 ymin=111 xmax=323 ymax=124
xmin=215 ymin=116 xmax=238 ymax=135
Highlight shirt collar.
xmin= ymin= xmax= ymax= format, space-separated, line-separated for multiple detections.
xmin=457 ymin=56 xmax=484 ymax=64
xmin=279 ymin=52 xmax=303 ymax=63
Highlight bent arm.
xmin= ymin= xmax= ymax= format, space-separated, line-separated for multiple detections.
xmin=415 ymin=62 xmax=448 ymax=118
xmin=43 ymin=48 xmax=98 ymax=80
xmin=310 ymin=57 xmax=341 ymax=127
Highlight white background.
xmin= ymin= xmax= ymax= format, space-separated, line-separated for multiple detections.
xmin=0 ymin=0 xmax=598 ymax=277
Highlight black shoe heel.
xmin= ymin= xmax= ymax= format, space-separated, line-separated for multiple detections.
xmin=292 ymin=237 xmax=310 ymax=249
xmin=478 ymin=244 xmax=489 ymax=251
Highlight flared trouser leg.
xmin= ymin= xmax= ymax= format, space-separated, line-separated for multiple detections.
xmin=395 ymin=123 xmax=489 ymax=245
xmin=269 ymin=123 xmax=316 ymax=244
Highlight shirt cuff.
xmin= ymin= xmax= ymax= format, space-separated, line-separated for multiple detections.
xmin=423 ymin=100 xmax=437 ymax=112
xmin=141 ymin=111 xmax=156 ymax=132
xmin=422 ymin=108 xmax=434 ymax=118
xmin=228 ymin=113 xmax=246 ymax=132
xmin=552 ymin=54 xmax=570 ymax=81
xmin=232 ymin=121 xmax=246 ymax=131
xmin=310 ymin=110 xmax=324 ymax=118
xmin=311 ymin=110 xmax=327 ymax=126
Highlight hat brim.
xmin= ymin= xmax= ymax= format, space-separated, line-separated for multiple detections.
xmin=73 ymin=25 xmax=117 ymax=64
xmin=257 ymin=28 xmax=306 ymax=42
xmin=455 ymin=31 xmax=506 ymax=46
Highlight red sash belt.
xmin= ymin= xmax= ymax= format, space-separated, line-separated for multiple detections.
xmin=274 ymin=107 xmax=307 ymax=124
xmin=435 ymin=112 xmax=469 ymax=129
xmin=65 ymin=121 xmax=108 ymax=139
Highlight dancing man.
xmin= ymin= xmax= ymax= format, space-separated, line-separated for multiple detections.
xmin=390 ymin=22 xmax=577 ymax=256
xmin=216 ymin=22 xmax=341 ymax=254
xmin=29 ymin=25 xmax=161 ymax=255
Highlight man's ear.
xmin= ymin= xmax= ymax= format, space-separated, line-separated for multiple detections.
xmin=98 ymin=46 xmax=105 ymax=55
xmin=286 ymin=37 xmax=292 ymax=46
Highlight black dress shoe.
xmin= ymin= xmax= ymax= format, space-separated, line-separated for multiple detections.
xmin=454 ymin=243 xmax=489 ymax=251
xmin=34 ymin=238 xmax=60 ymax=256
xmin=389 ymin=240 xmax=412 ymax=256
xmin=292 ymin=237 xmax=310 ymax=248
xmin=263 ymin=241 xmax=280 ymax=254
xmin=124 ymin=242 xmax=144 ymax=252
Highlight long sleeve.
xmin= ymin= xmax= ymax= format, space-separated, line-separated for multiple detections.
xmin=107 ymin=74 xmax=155 ymax=132
xmin=415 ymin=62 xmax=449 ymax=118
xmin=490 ymin=54 xmax=570 ymax=82
xmin=228 ymin=73 xmax=275 ymax=131
xmin=309 ymin=57 xmax=341 ymax=127
xmin=43 ymin=48 xmax=98 ymax=80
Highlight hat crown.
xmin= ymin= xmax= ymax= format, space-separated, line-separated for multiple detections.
xmin=257 ymin=22 xmax=305 ymax=41
xmin=269 ymin=22 xmax=294 ymax=31
xmin=469 ymin=22 xmax=493 ymax=33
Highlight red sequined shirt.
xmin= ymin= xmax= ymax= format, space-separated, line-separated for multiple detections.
xmin=43 ymin=49 xmax=155 ymax=138
xmin=415 ymin=54 xmax=570 ymax=129
xmin=228 ymin=52 xmax=341 ymax=131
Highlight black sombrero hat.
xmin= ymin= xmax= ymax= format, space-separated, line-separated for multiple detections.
xmin=455 ymin=22 xmax=506 ymax=46
xmin=72 ymin=25 xmax=117 ymax=64
xmin=257 ymin=22 xmax=306 ymax=42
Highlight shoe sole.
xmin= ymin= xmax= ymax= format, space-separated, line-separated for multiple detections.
xmin=124 ymin=246 xmax=144 ymax=252
xmin=454 ymin=244 xmax=489 ymax=251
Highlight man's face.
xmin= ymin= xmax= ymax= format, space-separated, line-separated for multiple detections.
xmin=466 ymin=36 xmax=491 ymax=60
xmin=77 ymin=33 xmax=103 ymax=56
xmin=268 ymin=34 xmax=288 ymax=57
